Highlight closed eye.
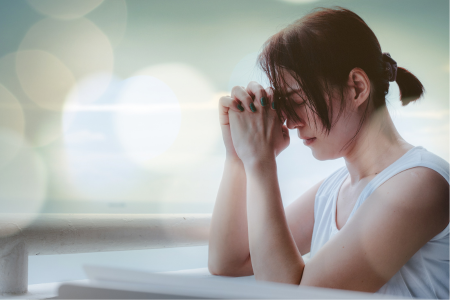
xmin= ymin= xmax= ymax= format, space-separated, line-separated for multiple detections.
xmin=289 ymin=97 xmax=306 ymax=106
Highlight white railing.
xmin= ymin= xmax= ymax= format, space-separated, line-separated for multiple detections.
xmin=0 ymin=214 xmax=210 ymax=295
xmin=0 ymin=214 xmax=389 ymax=299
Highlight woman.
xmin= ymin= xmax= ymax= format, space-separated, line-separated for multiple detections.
xmin=208 ymin=6 xmax=449 ymax=299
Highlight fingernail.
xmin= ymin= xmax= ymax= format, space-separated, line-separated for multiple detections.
xmin=271 ymin=102 xmax=276 ymax=109
xmin=260 ymin=97 xmax=267 ymax=106
xmin=250 ymin=103 xmax=256 ymax=112
xmin=237 ymin=104 xmax=244 ymax=112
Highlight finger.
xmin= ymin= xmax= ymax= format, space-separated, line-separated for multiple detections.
xmin=281 ymin=124 xmax=289 ymax=137
xmin=231 ymin=86 xmax=254 ymax=113
xmin=219 ymin=95 xmax=242 ymax=113
xmin=246 ymin=81 xmax=268 ymax=111
xmin=280 ymin=110 xmax=287 ymax=124
xmin=265 ymin=87 xmax=283 ymax=124
xmin=219 ymin=96 xmax=242 ymax=125
xmin=266 ymin=87 xmax=276 ymax=110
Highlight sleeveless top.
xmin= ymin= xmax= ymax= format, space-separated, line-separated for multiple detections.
xmin=310 ymin=146 xmax=449 ymax=299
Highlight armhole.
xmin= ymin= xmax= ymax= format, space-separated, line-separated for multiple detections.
xmin=310 ymin=166 xmax=347 ymax=258
xmin=315 ymin=166 xmax=347 ymax=196
xmin=430 ymin=223 xmax=449 ymax=242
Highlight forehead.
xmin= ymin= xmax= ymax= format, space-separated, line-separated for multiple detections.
xmin=278 ymin=69 xmax=301 ymax=92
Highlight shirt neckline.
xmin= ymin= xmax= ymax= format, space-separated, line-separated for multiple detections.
xmin=331 ymin=145 xmax=422 ymax=232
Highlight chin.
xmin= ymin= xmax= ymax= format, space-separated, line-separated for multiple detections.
xmin=311 ymin=151 xmax=329 ymax=161
xmin=311 ymin=147 xmax=342 ymax=161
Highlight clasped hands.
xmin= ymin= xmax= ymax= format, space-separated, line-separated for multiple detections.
xmin=219 ymin=81 xmax=290 ymax=168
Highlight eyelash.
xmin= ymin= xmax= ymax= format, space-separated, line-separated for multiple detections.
xmin=289 ymin=98 xmax=305 ymax=107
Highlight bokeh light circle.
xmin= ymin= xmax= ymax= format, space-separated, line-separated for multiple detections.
xmin=130 ymin=63 xmax=219 ymax=171
xmin=19 ymin=17 xmax=114 ymax=104
xmin=114 ymin=76 xmax=182 ymax=164
xmin=62 ymin=76 xmax=141 ymax=202
xmin=87 ymin=0 xmax=128 ymax=47
xmin=0 ymin=84 xmax=25 ymax=168
xmin=228 ymin=52 xmax=270 ymax=92
xmin=16 ymin=50 xmax=76 ymax=111
xmin=0 ymin=142 xmax=47 ymax=237
xmin=64 ymin=72 xmax=114 ymax=129
xmin=0 ymin=53 xmax=63 ymax=147
xmin=27 ymin=0 xmax=104 ymax=20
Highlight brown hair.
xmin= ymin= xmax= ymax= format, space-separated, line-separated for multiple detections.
xmin=258 ymin=6 xmax=425 ymax=143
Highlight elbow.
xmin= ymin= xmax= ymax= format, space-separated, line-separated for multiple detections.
xmin=207 ymin=256 xmax=233 ymax=276
xmin=207 ymin=245 xmax=230 ymax=276
xmin=208 ymin=254 xmax=250 ymax=277
xmin=208 ymin=260 xmax=224 ymax=276
xmin=207 ymin=250 xmax=224 ymax=276
xmin=208 ymin=259 xmax=231 ymax=276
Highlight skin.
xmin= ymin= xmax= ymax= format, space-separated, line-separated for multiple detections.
xmin=208 ymin=67 xmax=449 ymax=292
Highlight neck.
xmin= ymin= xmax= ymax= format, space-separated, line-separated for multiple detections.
xmin=343 ymin=105 xmax=414 ymax=184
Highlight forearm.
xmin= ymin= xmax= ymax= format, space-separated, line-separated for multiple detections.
xmin=245 ymin=158 xmax=305 ymax=284
xmin=208 ymin=157 xmax=251 ymax=275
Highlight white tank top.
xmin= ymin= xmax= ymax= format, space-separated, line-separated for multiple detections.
xmin=310 ymin=146 xmax=449 ymax=299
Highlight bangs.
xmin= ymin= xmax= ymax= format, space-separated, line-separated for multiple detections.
xmin=255 ymin=6 xmax=423 ymax=152
xmin=257 ymin=19 xmax=348 ymax=136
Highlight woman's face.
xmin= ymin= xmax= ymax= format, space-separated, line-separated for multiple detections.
xmin=280 ymin=71 xmax=362 ymax=161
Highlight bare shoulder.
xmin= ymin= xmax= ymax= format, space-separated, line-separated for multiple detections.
xmin=285 ymin=178 xmax=325 ymax=255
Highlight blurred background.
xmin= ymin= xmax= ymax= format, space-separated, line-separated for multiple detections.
xmin=0 ymin=0 xmax=447 ymax=285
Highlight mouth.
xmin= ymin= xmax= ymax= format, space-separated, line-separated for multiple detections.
xmin=302 ymin=137 xmax=316 ymax=146
xmin=297 ymin=130 xmax=316 ymax=145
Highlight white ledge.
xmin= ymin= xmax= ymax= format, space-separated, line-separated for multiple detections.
xmin=0 ymin=214 xmax=211 ymax=295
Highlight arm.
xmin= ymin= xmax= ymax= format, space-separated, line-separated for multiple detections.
xmin=208 ymin=156 xmax=253 ymax=276
xmin=245 ymin=162 xmax=323 ymax=282
xmin=209 ymin=83 xmax=319 ymax=277
xmin=300 ymin=166 xmax=449 ymax=291
xmin=209 ymin=157 xmax=321 ymax=276
xmin=208 ymin=90 xmax=254 ymax=276
xmin=245 ymin=159 xmax=305 ymax=283
xmin=228 ymin=85 xmax=449 ymax=290
xmin=243 ymin=154 xmax=449 ymax=290
xmin=228 ymin=83 xmax=304 ymax=283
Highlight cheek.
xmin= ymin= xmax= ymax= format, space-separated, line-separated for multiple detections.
xmin=301 ymin=106 xmax=320 ymax=130
xmin=321 ymin=113 xmax=360 ymax=153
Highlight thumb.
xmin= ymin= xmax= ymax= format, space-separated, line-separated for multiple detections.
xmin=281 ymin=124 xmax=289 ymax=137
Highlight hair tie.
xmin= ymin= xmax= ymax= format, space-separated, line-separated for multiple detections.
xmin=382 ymin=52 xmax=397 ymax=82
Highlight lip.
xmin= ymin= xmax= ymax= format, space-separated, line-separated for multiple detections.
xmin=302 ymin=137 xmax=316 ymax=146
xmin=297 ymin=131 xmax=316 ymax=145
xmin=299 ymin=135 xmax=314 ymax=140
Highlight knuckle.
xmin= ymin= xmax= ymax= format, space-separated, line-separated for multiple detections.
xmin=247 ymin=81 xmax=265 ymax=94
xmin=219 ymin=96 xmax=231 ymax=105
xmin=231 ymin=85 xmax=244 ymax=95
xmin=247 ymin=81 xmax=259 ymax=88
xmin=240 ymin=94 xmax=253 ymax=104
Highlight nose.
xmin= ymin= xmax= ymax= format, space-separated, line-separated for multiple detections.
xmin=286 ymin=116 xmax=305 ymax=129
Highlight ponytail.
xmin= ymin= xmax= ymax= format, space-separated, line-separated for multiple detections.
xmin=395 ymin=67 xmax=425 ymax=106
